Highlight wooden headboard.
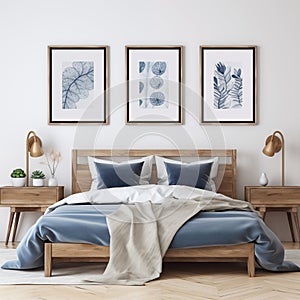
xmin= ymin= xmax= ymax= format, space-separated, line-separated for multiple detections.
xmin=72 ymin=149 xmax=237 ymax=198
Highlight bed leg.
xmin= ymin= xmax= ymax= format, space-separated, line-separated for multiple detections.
xmin=247 ymin=243 xmax=255 ymax=277
xmin=44 ymin=243 xmax=52 ymax=277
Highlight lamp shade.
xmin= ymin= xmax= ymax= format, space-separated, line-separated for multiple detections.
xmin=262 ymin=135 xmax=282 ymax=157
xmin=28 ymin=136 xmax=43 ymax=157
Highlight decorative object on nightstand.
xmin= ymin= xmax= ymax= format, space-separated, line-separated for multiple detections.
xmin=44 ymin=149 xmax=61 ymax=186
xmin=0 ymin=186 xmax=64 ymax=245
xmin=10 ymin=168 xmax=26 ymax=187
xmin=31 ymin=170 xmax=46 ymax=187
xmin=259 ymin=172 xmax=268 ymax=186
xmin=48 ymin=176 xmax=58 ymax=187
xmin=262 ymin=130 xmax=285 ymax=186
xmin=26 ymin=131 xmax=44 ymax=186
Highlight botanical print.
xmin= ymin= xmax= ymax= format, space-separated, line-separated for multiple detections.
xmin=138 ymin=61 xmax=169 ymax=108
xmin=62 ymin=61 xmax=94 ymax=109
xmin=213 ymin=62 xmax=243 ymax=109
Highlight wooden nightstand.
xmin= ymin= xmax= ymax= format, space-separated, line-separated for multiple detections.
xmin=245 ymin=186 xmax=300 ymax=241
xmin=0 ymin=186 xmax=64 ymax=245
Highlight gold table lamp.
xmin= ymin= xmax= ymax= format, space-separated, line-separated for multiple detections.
xmin=262 ymin=130 xmax=285 ymax=186
xmin=26 ymin=131 xmax=44 ymax=186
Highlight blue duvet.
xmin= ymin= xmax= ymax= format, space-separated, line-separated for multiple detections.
xmin=2 ymin=203 xmax=299 ymax=272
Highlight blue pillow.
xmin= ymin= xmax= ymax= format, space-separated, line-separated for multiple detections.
xmin=94 ymin=161 xmax=144 ymax=189
xmin=164 ymin=161 xmax=213 ymax=190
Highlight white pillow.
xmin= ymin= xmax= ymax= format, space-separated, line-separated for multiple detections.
xmin=155 ymin=156 xmax=219 ymax=185
xmin=88 ymin=156 xmax=154 ymax=190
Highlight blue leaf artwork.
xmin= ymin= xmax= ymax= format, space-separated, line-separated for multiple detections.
xmin=139 ymin=62 xmax=145 ymax=73
xmin=150 ymin=92 xmax=165 ymax=106
xmin=213 ymin=62 xmax=243 ymax=109
xmin=151 ymin=62 xmax=167 ymax=75
xmin=62 ymin=61 xmax=94 ymax=109
xmin=138 ymin=61 xmax=168 ymax=108
xmin=139 ymin=81 xmax=144 ymax=93
xmin=150 ymin=76 xmax=164 ymax=89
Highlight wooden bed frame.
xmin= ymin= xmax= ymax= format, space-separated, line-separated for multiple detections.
xmin=44 ymin=149 xmax=255 ymax=277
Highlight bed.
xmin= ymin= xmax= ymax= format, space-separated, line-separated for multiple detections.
xmin=2 ymin=149 xmax=299 ymax=283
xmin=46 ymin=149 xmax=258 ymax=278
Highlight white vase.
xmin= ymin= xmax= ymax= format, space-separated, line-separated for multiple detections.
xmin=32 ymin=178 xmax=44 ymax=187
xmin=259 ymin=172 xmax=268 ymax=186
xmin=48 ymin=176 xmax=58 ymax=187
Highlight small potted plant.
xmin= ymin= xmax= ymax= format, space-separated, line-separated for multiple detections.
xmin=10 ymin=168 xmax=26 ymax=187
xmin=31 ymin=170 xmax=46 ymax=186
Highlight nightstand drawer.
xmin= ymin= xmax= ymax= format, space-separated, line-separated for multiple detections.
xmin=245 ymin=186 xmax=300 ymax=206
xmin=0 ymin=186 xmax=64 ymax=205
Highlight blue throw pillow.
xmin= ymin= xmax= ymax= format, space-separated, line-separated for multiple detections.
xmin=94 ymin=161 xmax=144 ymax=189
xmin=164 ymin=161 xmax=213 ymax=190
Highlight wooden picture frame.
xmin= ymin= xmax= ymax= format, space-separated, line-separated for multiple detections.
xmin=48 ymin=46 xmax=109 ymax=125
xmin=200 ymin=46 xmax=257 ymax=125
xmin=126 ymin=46 xmax=183 ymax=124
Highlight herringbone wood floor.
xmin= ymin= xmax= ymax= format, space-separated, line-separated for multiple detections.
xmin=0 ymin=242 xmax=299 ymax=300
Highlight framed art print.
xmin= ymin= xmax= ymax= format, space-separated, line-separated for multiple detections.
xmin=126 ymin=46 xmax=183 ymax=124
xmin=200 ymin=46 xmax=257 ymax=125
xmin=48 ymin=46 xmax=108 ymax=124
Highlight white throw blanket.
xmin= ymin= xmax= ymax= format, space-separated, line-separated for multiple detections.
xmin=67 ymin=185 xmax=256 ymax=285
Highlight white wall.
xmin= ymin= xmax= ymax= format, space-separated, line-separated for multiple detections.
xmin=0 ymin=0 xmax=299 ymax=241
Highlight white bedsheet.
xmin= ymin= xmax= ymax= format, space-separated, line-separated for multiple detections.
xmin=46 ymin=184 xmax=254 ymax=214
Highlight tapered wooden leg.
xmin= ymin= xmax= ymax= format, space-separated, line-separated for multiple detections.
xmin=44 ymin=243 xmax=52 ymax=277
xmin=292 ymin=209 xmax=300 ymax=242
xmin=5 ymin=211 xmax=15 ymax=245
xmin=12 ymin=212 xmax=21 ymax=243
xmin=287 ymin=212 xmax=296 ymax=242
